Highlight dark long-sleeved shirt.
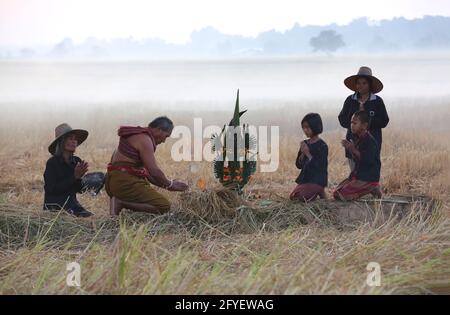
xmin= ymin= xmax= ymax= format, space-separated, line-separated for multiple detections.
xmin=338 ymin=93 xmax=389 ymax=158
xmin=43 ymin=155 xmax=83 ymax=209
xmin=295 ymin=139 xmax=328 ymax=187
xmin=351 ymin=132 xmax=381 ymax=182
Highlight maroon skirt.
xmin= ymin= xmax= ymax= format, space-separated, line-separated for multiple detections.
xmin=290 ymin=183 xmax=326 ymax=202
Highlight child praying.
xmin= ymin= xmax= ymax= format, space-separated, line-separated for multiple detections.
xmin=290 ymin=113 xmax=328 ymax=202
xmin=334 ymin=110 xmax=382 ymax=201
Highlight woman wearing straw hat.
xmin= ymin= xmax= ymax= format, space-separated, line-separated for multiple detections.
xmin=43 ymin=123 xmax=95 ymax=217
xmin=338 ymin=66 xmax=389 ymax=172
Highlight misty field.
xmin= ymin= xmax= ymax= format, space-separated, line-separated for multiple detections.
xmin=0 ymin=57 xmax=449 ymax=294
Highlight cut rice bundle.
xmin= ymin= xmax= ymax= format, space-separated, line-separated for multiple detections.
xmin=176 ymin=189 xmax=246 ymax=222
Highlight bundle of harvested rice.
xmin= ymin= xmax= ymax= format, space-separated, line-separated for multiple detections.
xmin=176 ymin=188 xmax=246 ymax=221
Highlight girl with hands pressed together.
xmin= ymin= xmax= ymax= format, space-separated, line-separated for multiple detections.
xmin=290 ymin=113 xmax=328 ymax=202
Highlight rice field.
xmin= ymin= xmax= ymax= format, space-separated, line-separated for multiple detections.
xmin=0 ymin=58 xmax=449 ymax=295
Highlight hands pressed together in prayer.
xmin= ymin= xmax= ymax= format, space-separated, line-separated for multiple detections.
xmin=341 ymin=139 xmax=361 ymax=160
xmin=74 ymin=161 xmax=89 ymax=179
xmin=341 ymin=139 xmax=355 ymax=152
xmin=300 ymin=141 xmax=312 ymax=161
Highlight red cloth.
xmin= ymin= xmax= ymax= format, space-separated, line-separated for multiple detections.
xmin=117 ymin=126 xmax=156 ymax=162
xmin=333 ymin=176 xmax=380 ymax=201
xmin=107 ymin=163 xmax=150 ymax=179
xmin=290 ymin=183 xmax=326 ymax=202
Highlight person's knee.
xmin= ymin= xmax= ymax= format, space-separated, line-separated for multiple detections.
xmin=290 ymin=185 xmax=304 ymax=201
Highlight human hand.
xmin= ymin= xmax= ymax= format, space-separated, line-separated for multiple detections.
xmin=74 ymin=161 xmax=89 ymax=179
xmin=301 ymin=142 xmax=313 ymax=161
xmin=341 ymin=140 xmax=355 ymax=152
xmin=300 ymin=142 xmax=310 ymax=156
xmin=168 ymin=180 xmax=189 ymax=192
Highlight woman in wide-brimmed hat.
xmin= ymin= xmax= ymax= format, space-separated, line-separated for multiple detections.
xmin=43 ymin=123 xmax=101 ymax=217
xmin=338 ymin=66 xmax=389 ymax=172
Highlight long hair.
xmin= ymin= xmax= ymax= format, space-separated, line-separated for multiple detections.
xmin=53 ymin=137 xmax=65 ymax=156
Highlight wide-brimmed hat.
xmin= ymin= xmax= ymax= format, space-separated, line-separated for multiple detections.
xmin=48 ymin=123 xmax=88 ymax=155
xmin=344 ymin=66 xmax=383 ymax=93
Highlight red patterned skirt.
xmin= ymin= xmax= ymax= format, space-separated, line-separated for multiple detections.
xmin=333 ymin=177 xmax=381 ymax=201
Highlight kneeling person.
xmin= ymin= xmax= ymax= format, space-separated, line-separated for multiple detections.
xmin=43 ymin=123 xmax=99 ymax=217
xmin=290 ymin=113 xmax=328 ymax=202
xmin=334 ymin=111 xmax=382 ymax=201
xmin=106 ymin=116 xmax=188 ymax=215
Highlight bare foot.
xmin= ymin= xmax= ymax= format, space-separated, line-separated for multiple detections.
xmin=371 ymin=186 xmax=383 ymax=199
xmin=110 ymin=197 xmax=123 ymax=216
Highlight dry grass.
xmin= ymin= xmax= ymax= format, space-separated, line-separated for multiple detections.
xmin=0 ymin=99 xmax=449 ymax=294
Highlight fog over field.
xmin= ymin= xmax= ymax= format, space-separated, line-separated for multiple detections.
xmin=1 ymin=55 xmax=450 ymax=109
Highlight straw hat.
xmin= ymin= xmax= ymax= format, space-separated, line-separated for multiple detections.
xmin=344 ymin=66 xmax=384 ymax=93
xmin=48 ymin=123 xmax=88 ymax=155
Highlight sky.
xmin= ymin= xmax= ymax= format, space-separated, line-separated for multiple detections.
xmin=1 ymin=0 xmax=450 ymax=46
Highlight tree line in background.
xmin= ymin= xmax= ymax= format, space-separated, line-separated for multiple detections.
xmin=1 ymin=16 xmax=450 ymax=59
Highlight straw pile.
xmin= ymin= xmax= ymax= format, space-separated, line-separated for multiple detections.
xmin=176 ymin=189 xmax=245 ymax=221
xmin=0 ymin=192 xmax=440 ymax=250
xmin=175 ymin=189 xmax=439 ymax=232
